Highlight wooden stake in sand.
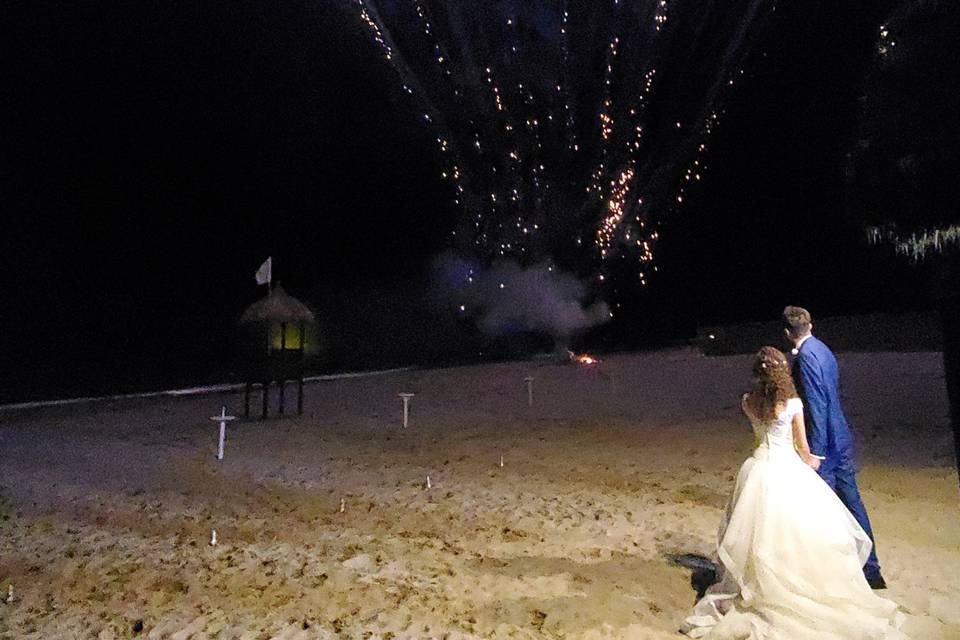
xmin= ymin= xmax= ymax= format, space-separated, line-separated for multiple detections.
xmin=425 ymin=475 xmax=432 ymax=490
xmin=524 ymin=376 xmax=534 ymax=407
xmin=209 ymin=530 xmax=217 ymax=546
xmin=210 ymin=406 xmax=237 ymax=460
xmin=398 ymin=393 xmax=415 ymax=428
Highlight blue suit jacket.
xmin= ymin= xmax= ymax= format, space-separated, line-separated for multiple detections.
xmin=791 ymin=336 xmax=854 ymax=458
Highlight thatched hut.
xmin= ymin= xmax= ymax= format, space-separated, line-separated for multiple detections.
xmin=238 ymin=284 xmax=317 ymax=418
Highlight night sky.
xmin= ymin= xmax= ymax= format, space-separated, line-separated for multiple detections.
xmin=1 ymin=1 xmax=941 ymax=402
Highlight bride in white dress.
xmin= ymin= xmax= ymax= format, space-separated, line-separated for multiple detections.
xmin=681 ymin=347 xmax=906 ymax=639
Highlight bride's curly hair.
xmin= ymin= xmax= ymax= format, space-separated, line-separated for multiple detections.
xmin=749 ymin=346 xmax=798 ymax=424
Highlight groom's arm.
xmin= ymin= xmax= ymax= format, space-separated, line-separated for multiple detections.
xmin=798 ymin=356 xmax=829 ymax=457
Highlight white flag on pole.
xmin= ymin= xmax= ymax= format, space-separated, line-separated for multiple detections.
xmin=255 ymin=257 xmax=272 ymax=286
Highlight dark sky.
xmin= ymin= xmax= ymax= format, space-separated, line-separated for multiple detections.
xmin=665 ymin=0 xmax=935 ymax=321
xmin=0 ymin=0 xmax=937 ymax=400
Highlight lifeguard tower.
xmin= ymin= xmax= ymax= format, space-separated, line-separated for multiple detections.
xmin=238 ymin=283 xmax=316 ymax=418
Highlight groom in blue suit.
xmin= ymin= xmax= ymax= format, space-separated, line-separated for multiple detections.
xmin=782 ymin=306 xmax=887 ymax=589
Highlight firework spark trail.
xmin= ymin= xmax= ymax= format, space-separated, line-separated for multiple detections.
xmin=410 ymin=0 xmax=456 ymax=87
xmin=603 ymin=0 xmax=773 ymax=274
xmin=347 ymin=0 xmax=777 ymax=295
xmin=559 ymin=0 xmax=576 ymax=150
xmin=355 ymin=0 xmax=480 ymax=231
xmin=586 ymin=34 xmax=619 ymax=201
xmin=583 ymin=1 xmax=670 ymax=246
xmin=673 ymin=0 xmax=769 ymax=188
xmin=587 ymin=2 xmax=665 ymax=269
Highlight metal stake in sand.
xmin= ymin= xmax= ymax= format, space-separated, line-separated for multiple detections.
xmin=524 ymin=376 xmax=534 ymax=407
xmin=210 ymin=406 xmax=237 ymax=460
xmin=398 ymin=393 xmax=415 ymax=428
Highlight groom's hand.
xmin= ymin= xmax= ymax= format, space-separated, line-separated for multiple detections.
xmin=806 ymin=455 xmax=821 ymax=471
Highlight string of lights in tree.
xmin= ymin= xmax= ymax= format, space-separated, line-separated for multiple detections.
xmin=877 ymin=22 xmax=896 ymax=58
xmin=351 ymin=0 xmax=775 ymax=298
xmin=869 ymin=225 xmax=960 ymax=262
xmin=858 ymin=7 xmax=958 ymax=263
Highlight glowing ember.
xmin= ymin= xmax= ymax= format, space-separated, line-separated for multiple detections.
xmin=574 ymin=353 xmax=600 ymax=366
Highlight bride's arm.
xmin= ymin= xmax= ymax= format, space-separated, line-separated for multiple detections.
xmin=791 ymin=411 xmax=821 ymax=470
xmin=740 ymin=392 xmax=752 ymax=420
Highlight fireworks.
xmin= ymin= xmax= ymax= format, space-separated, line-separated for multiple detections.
xmin=349 ymin=0 xmax=774 ymax=294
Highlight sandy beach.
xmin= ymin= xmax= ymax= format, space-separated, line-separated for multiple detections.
xmin=1 ymin=349 xmax=957 ymax=639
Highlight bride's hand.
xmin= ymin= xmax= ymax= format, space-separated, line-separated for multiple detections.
xmin=804 ymin=454 xmax=821 ymax=471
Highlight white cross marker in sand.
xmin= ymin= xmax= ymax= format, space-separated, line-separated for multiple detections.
xmin=210 ymin=406 xmax=237 ymax=460
xmin=398 ymin=393 xmax=415 ymax=428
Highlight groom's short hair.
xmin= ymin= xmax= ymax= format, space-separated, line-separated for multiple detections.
xmin=782 ymin=306 xmax=812 ymax=336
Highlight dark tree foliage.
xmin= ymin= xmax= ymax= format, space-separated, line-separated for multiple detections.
xmin=849 ymin=0 xmax=960 ymax=241
xmin=849 ymin=0 xmax=960 ymax=481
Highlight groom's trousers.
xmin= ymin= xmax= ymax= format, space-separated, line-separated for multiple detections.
xmin=818 ymin=451 xmax=882 ymax=580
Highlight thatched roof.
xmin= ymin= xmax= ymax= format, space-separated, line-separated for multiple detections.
xmin=240 ymin=284 xmax=315 ymax=324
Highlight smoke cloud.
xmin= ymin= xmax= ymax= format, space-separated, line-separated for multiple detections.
xmin=432 ymin=252 xmax=610 ymax=348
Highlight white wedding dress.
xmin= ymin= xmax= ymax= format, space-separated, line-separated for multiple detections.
xmin=681 ymin=397 xmax=907 ymax=639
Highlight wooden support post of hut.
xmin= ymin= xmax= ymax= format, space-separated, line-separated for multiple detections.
xmin=239 ymin=284 xmax=316 ymax=419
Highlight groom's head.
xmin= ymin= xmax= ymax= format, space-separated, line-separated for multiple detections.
xmin=782 ymin=306 xmax=812 ymax=344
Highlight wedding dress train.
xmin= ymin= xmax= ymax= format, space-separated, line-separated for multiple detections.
xmin=681 ymin=397 xmax=906 ymax=639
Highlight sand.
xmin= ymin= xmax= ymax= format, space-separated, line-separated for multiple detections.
xmin=0 ymin=349 xmax=957 ymax=639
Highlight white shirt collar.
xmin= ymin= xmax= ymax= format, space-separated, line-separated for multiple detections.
xmin=790 ymin=333 xmax=813 ymax=356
